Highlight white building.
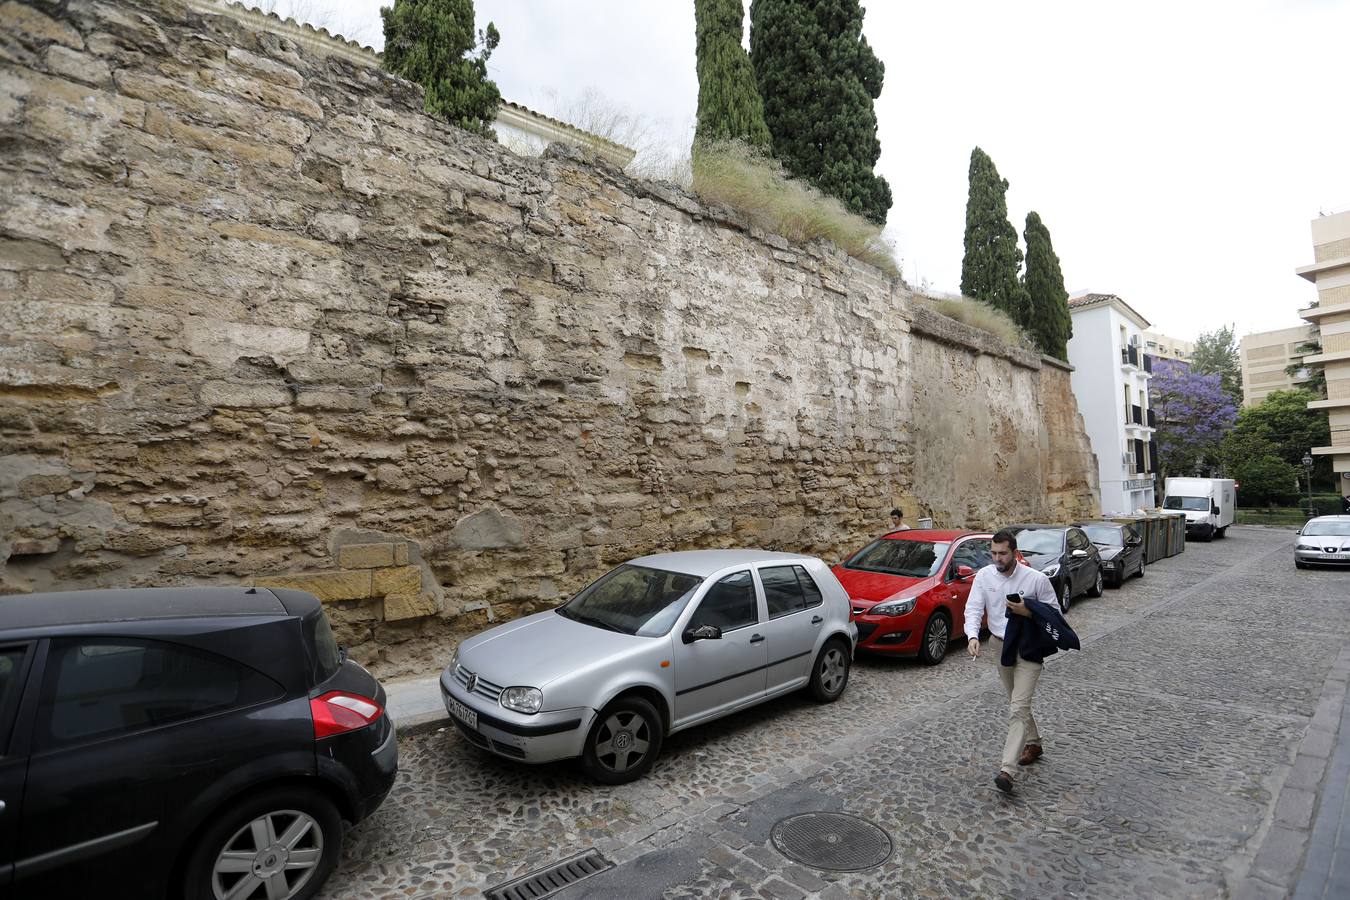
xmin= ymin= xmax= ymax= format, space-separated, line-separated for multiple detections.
xmin=1066 ymin=293 xmax=1158 ymax=514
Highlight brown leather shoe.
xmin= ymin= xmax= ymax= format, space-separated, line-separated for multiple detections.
xmin=994 ymin=771 xmax=1014 ymax=793
xmin=1018 ymin=743 xmax=1043 ymax=766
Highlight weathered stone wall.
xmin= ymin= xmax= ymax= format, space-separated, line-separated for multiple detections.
xmin=0 ymin=0 xmax=1097 ymax=676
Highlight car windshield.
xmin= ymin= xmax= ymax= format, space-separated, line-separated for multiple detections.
xmin=1081 ymin=525 xmax=1123 ymax=547
xmin=1303 ymin=521 xmax=1350 ymax=537
xmin=557 ymin=564 xmax=703 ymax=637
xmin=844 ymin=539 xmax=950 ymax=578
xmin=1014 ymin=529 xmax=1064 ymax=555
xmin=1164 ymin=496 xmax=1210 ymax=512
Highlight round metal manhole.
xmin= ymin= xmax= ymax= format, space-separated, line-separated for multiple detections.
xmin=769 ymin=812 xmax=893 ymax=872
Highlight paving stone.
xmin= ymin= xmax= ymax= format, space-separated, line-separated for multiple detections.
xmin=1275 ymin=786 xmax=1318 ymax=829
xmin=1286 ymin=754 xmax=1329 ymax=790
xmin=1252 ymin=826 xmax=1309 ymax=884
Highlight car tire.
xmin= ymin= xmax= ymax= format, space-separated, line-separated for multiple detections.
xmin=808 ymin=639 xmax=851 ymax=702
xmin=581 ymin=696 xmax=664 ymax=785
xmin=1295 ymin=560 xmax=1307 ymax=569
xmin=1055 ymin=580 xmax=1070 ymax=614
xmin=1216 ymin=527 xmax=1227 ymax=539
xmin=1088 ymin=568 xmax=1104 ymax=598
xmin=1135 ymin=558 xmax=1146 ymax=579
xmin=182 ymin=786 xmax=342 ymax=900
xmin=918 ymin=612 xmax=951 ymax=666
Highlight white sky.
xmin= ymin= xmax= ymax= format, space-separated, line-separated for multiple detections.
xmin=267 ymin=0 xmax=1350 ymax=342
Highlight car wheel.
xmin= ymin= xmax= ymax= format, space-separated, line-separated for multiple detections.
xmin=1088 ymin=568 xmax=1104 ymax=598
xmin=918 ymin=612 xmax=951 ymax=666
xmin=1055 ymin=580 xmax=1070 ymax=614
xmin=581 ymin=696 xmax=663 ymax=785
xmin=182 ymin=786 xmax=342 ymax=900
xmin=1295 ymin=560 xmax=1307 ymax=569
xmin=1135 ymin=558 xmax=1146 ymax=579
xmin=809 ymin=639 xmax=851 ymax=702
xmin=1216 ymin=527 xmax=1227 ymax=539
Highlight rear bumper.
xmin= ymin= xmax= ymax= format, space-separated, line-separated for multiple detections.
xmin=318 ymin=714 xmax=399 ymax=823
xmin=440 ymin=672 xmax=595 ymax=764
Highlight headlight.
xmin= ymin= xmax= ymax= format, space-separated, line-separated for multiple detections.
xmin=871 ymin=596 xmax=916 ymax=617
xmin=449 ymin=648 xmax=459 ymax=672
xmin=1042 ymin=564 xmax=1060 ymax=578
xmin=500 ymin=686 xmax=543 ymax=715
xmin=1297 ymin=543 xmax=1319 ymax=550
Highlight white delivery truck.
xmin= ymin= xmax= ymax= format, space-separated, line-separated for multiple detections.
xmin=1163 ymin=477 xmax=1237 ymax=541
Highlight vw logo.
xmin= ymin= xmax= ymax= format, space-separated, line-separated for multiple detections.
xmin=465 ymin=672 xmax=478 ymax=693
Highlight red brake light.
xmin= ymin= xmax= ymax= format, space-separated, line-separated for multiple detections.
xmin=310 ymin=690 xmax=383 ymax=739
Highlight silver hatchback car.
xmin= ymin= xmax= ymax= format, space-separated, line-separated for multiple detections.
xmin=1295 ymin=515 xmax=1350 ymax=568
xmin=441 ymin=550 xmax=857 ymax=783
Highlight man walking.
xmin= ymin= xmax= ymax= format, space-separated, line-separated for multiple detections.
xmin=965 ymin=528 xmax=1060 ymax=793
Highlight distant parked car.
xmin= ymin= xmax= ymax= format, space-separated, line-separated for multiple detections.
xmin=832 ymin=530 xmax=995 ymax=665
xmin=0 ymin=587 xmax=396 ymax=900
xmin=441 ymin=550 xmax=856 ymax=784
xmin=1007 ymin=524 xmax=1103 ymax=612
xmin=1077 ymin=521 xmax=1147 ymax=586
xmin=1294 ymin=515 xmax=1350 ymax=568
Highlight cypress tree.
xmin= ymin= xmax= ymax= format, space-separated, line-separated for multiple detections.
xmin=749 ymin=0 xmax=892 ymax=224
xmin=381 ymin=0 xmax=501 ymax=139
xmin=960 ymin=147 xmax=1027 ymax=323
xmin=1022 ymin=211 xmax=1072 ymax=359
xmin=695 ymin=0 xmax=772 ymax=149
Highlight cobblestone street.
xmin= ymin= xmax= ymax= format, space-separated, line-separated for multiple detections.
xmin=321 ymin=527 xmax=1349 ymax=898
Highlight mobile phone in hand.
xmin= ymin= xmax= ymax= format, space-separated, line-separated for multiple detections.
xmin=1005 ymin=593 xmax=1022 ymax=604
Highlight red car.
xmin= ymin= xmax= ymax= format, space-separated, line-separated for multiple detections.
xmin=831 ymin=530 xmax=996 ymax=665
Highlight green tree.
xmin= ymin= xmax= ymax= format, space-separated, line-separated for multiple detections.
xmin=1022 ymin=211 xmax=1072 ymax=359
xmin=1223 ymin=434 xmax=1299 ymax=506
xmin=381 ymin=0 xmax=501 ymax=138
xmin=695 ymin=0 xmax=771 ymax=149
xmin=749 ymin=0 xmax=892 ymax=224
xmin=1190 ymin=325 xmax=1242 ymax=403
xmin=1285 ymin=338 xmax=1325 ymax=398
xmin=1227 ymin=388 xmax=1333 ymax=488
xmin=960 ymin=147 xmax=1028 ymax=323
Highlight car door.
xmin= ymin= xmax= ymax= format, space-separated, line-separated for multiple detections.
xmin=1066 ymin=529 xmax=1094 ymax=594
xmin=15 ymin=635 xmax=293 ymax=898
xmin=756 ymin=564 xmax=826 ymax=696
xmin=0 ymin=641 xmax=38 ymax=890
xmin=672 ymin=570 xmax=768 ymax=727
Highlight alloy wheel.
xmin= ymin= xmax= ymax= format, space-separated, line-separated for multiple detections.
xmin=592 ymin=709 xmax=653 ymax=775
xmin=819 ymin=647 xmax=848 ymax=694
xmin=212 ymin=809 xmax=323 ymax=900
xmin=926 ymin=616 xmax=949 ymax=661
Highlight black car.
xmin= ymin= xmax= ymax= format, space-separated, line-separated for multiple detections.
xmin=1077 ymin=521 xmax=1147 ymax=586
xmin=0 ymin=587 xmax=396 ymax=900
xmin=1007 ymin=524 xmax=1103 ymax=613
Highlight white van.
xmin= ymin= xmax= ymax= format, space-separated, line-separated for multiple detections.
xmin=1163 ymin=477 xmax=1236 ymax=541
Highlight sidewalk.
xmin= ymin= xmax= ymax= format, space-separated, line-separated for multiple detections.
xmin=384 ymin=672 xmax=448 ymax=734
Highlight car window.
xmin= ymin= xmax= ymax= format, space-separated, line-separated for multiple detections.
xmin=304 ymin=610 xmax=343 ymax=683
xmin=1067 ymin=530 xmax=1089 ymax=551
xmin=689 ymin=570 xmax=758 ymax=632
xmin=1013 ymin=529 xmax=1063 ymax=555
xmin=844 ymin=539 xmax=950 ymax=578
xmin=794 ymin=566 xmax=824 ymax=608
xmin=760 ymin=565 xmax=822 ymax=618
xmin=0 ymin=645 xmax=29 ymax=754
xmin=37 ymin=638 xmax=284 ymax=749
xmin=560 ymin=564 xmax=703 ymax=637
xmin=949 ymin=539 xmax=991 ymax=575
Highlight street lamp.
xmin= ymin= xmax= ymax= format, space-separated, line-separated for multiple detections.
xmin=1302 ymin=452 xmax=1315 ymax=517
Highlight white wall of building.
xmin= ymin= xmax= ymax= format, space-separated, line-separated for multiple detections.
xmin=1067 ymin=303 xmax=1157 ymax=515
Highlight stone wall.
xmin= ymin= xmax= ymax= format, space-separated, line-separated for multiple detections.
xmin=0 ymin=0 xmax=1097 ymax=676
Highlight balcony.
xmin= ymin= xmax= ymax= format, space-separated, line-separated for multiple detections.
xmin=1129 ymin=404 xmax=1142 ymax=425
xmin=1147 ymin=408 xmax=1156 ymax=427
xmin=1121 ymin=345 xmax=1139 ymax=369
xmin=1142 ymin=354 xmax=1154 ymax=374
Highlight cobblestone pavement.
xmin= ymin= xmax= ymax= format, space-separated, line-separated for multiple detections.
xmin=320 ymin=527 xmax=1348 ymax=899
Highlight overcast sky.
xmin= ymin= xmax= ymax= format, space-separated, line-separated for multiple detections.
xmin=269 ymin=0 xmax=1350 ymax=343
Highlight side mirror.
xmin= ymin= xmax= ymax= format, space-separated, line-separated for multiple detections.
xmin=955 ymin=565 xmax=976 ymax=580
xmin=1127 ymin=538 xmax=1142 ymax=547
xmin=682 ymin=623 xmax=722 ymax=644
xmin=1071 ymin=549 xmax=1088 ymax=558
xmin=1211 ymin=504 xmax=1219 ymax=514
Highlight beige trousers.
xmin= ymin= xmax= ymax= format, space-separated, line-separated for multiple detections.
xmin=993 ymin=637 xmax=1042 ymax=774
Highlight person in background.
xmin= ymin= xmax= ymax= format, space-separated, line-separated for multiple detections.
xmin=889 ymin=508 xmax=908 ymax=531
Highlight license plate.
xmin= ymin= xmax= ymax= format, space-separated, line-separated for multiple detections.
xmin=448 ymin=695 xmax=477 ymax=730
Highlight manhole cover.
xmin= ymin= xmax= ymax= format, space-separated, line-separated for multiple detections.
xmin=770 ymin=812 xmax=893 ymax=871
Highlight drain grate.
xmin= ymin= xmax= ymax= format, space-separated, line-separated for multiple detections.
xmin=770 ymin=812 xmax=893 ymax=872
xmin=483 ymin=849 xmax=614 ymax=900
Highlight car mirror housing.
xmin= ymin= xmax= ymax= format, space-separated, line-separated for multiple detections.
xmin=955 ymin=565 xmax=976 ymax=580
xmin=1071 ymin=549 xmax=1088 ymax=558
xmin=682 ymin=623 xmax=722 ymax=644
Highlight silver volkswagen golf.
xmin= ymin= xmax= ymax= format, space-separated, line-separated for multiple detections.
xmin=441 ymin=550 xmax=857 ymax=783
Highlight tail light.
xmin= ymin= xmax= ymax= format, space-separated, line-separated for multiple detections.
xmin=311 ymin=691 xmax=383 ymax=739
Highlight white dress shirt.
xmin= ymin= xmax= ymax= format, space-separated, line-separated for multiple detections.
xmin=964 ymin=562 xmax=1057 ymax=640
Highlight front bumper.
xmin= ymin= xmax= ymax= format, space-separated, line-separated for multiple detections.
xmin=1295 ymin=548 xmax=1350 ymax=566
xmin=852 ymin=614 xmax=917 ymax=654
xmin=440 ymin=670 xmax=595 ymax=764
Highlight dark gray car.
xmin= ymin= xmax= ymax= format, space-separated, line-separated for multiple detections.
xmin=1007 ymin=524 xmax=1104 ymax=613
xmin=1077 ymin=521 xmax=1147 ymax=586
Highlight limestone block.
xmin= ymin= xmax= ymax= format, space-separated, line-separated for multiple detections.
xmin=225 ymin=47 xmax=304 ymax=89
xmin=256 ymin=570 xmax=373 ymax=602
xmin=383 ymin=589 xmax=437 ymax=621
xmin=181 ymin=319 xmax=310 ymax=367
xmin=338 ymin=542 xmax=395 ymax=569
xmin=374 ymin=565 xmax=435 ymax=620
xmin=200 ymin=381 xmax=292 ymax=408
xmin=3 ymin=2 xmax=84 ymax=49
xmin=452 ymin=505 xmax=525 ymax=550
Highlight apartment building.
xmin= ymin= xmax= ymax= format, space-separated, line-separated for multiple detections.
xmin=1297 ymin=210 xmax=1350 ymax=499
xmin=1239 ymin=324 xmax=1318 ymax=406
xmin=1139 ymin=331 xmax=1194 ymax=364
xmin=1066 ymin=294 xmax=1158 ymax=514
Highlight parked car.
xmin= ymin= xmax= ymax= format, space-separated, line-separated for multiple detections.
xmin=1294 ymin=515 xmax=1350 ymax=568
xmin=0 ymin=587 xmax=396 ymax=900
xmin=1007 ymin=524 xmax=1103 ymax=612
xmin=1077 ymin=521 xmax=1147 ymax=586
xmin=832 ymin=530 xmax=995 ymax=665
xmin=441 ymin=550 xmax=856 ymax=784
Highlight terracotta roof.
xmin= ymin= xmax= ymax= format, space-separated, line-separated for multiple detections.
xmin=1066 ymin=292 xmax=1152 ymax=328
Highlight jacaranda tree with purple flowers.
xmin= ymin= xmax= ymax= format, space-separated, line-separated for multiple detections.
xmin=1149 ymin=358 xmax=1237 ymax=480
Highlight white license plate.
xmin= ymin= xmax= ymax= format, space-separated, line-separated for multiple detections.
xmin=448 ymin=695 xmax=477 ymax=730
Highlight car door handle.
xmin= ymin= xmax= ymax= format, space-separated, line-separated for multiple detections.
xmin=811 ymin=616 xmax=823 ymax=625
xmin=749 ymin=633 xmax=765 ymax=644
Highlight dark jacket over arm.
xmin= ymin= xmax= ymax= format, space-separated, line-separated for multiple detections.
xmin=1000 ymin=599 xmax=1081 ymax=665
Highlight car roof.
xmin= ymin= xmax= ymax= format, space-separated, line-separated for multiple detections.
xmin=629 ymin=549 xmax=821 ymax=578
xmin=0 ymin=587 xmax=291 ymax=631
xmin=1308 ymin=515 xmax=1350 ymax=521
xmin=1008 ymin=523 xmax=1070 ymax=531
xmin=1076 ymin=521 xmax=1125 ymax=528
xmin=879 ymin=529 xmax=986 ymax=542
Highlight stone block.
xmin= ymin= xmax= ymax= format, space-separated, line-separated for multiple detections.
xmin=376 ymin=566 xmax=436 ymax=620
xmin=200 ymin=381 xmax=292 ymax=408
xmin=3 ymin=2 xmax=84 ymax=50
xmin=393 ymin=543 xmax=410 ymax=565
xmin=338 ymin=542 xmax=395 ymax=569
xmin=256 ymin=570 xmax=373 ymax=602
xmin=452 ymin=506 xmax=524 ymax=550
